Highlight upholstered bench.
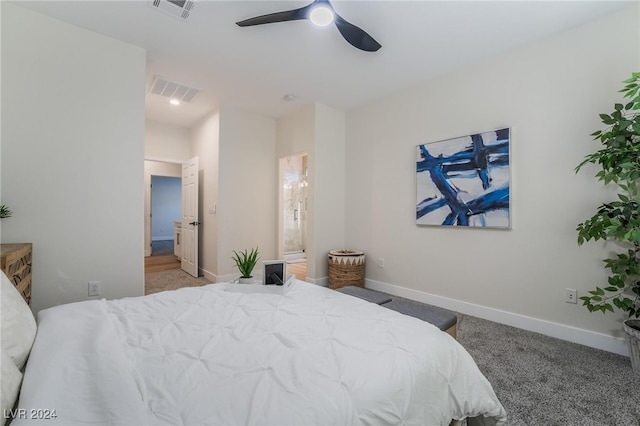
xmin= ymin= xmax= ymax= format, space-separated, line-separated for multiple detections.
xmin=382 ymin=299 xmax=457 ymax=338
xmin=335 ymin=286 xmax=457 ymax=338
xmin=335 ymin=285 xmax=393 ymax=305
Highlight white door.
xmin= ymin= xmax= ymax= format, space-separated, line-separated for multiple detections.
xmin=181 ymin=156 xmax=199 ymax=277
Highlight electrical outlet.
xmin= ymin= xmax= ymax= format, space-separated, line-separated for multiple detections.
xmin=565 ymin=288 xmax=577 ymax=304
xmin=88 ymin=281 xmax=101 ymax=297
xmin=378 ymin=258 xmax=384 ymax=268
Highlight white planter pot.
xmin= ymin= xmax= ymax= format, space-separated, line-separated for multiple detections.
xmin=623 ymin=319 xmax=640 ymax=376
xmin=238 ymin=277 xmax=254 ymax=284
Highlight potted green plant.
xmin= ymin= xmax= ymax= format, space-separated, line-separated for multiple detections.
xmin=0 ymin=205 xmax=12 ymax=219
xmin=575 ymin=72 xmax=640 ymax=374
xmin=231 ymin=247 xmax=260 ymax=283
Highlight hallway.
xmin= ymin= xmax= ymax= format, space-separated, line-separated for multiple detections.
xmin=287 ymin=261 xmax=307 ymax=281
xmin=145 ymin=254 xmax=180 ymax=273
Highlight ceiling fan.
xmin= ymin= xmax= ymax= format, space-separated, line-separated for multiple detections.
xmin=236 ymin=0 xmax=381 ymax=52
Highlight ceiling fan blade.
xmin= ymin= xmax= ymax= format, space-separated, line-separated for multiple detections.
xmin=236 ymin=0 xmax=382 ymax=53
xmin=334 ymin=15 xmax=381 ymax=52
xmin=236 ymin=5 xmax=311 ymax=27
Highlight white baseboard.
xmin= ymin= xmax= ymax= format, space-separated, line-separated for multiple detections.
xmin=200 ymin=268 xmax=238 ymax=284
xmin=200 ymin=268 xmax=218 ymax=283
xmin=308 ymin=276 xmax=328 ymax=286
xmin=365 ymin=278 xmax=629 ymax=357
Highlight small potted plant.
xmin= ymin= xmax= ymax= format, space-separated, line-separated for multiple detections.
xmin=231 ymin=247 xmax=260 ymax=283
xmin=575 ymin=72 xmax=640 ymax=374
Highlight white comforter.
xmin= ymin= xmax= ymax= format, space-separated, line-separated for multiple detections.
xmin=16 ymin=281 xmax=506 ymax=425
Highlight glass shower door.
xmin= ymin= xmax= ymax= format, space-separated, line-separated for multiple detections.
xmin=282 ymin=154 xmax=307 ymax=255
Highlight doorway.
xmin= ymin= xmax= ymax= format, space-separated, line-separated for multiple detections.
xmin=150 ymin=175 xmax=181 ymax=256
xmin=281 ymin=154 xmax=308 ymax=279
xmin=143 ymin=160 xmax=182 ymax=258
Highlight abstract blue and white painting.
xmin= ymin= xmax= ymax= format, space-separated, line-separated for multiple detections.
xmin=416 ymin=128 xmax=510 ymax=228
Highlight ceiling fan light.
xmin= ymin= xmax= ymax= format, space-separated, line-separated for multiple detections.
xmin=309 ymin=6 xmax=334 ymax=27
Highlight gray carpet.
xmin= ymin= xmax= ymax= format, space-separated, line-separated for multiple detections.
xmin=456 ymin=314 xmax=639 ymax=425
xmin=145 ymin=269 xmax=210 ymax=295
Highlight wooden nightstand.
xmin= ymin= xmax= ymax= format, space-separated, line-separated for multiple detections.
xmin=1 ymin=243 xmax=32 ymax=306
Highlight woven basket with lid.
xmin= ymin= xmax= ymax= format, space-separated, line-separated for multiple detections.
xmin=328 ymin=249 xmax=365 ymax=289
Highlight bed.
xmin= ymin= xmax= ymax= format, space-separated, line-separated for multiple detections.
xmin=1 ymin=271 xmax=506 ymax=425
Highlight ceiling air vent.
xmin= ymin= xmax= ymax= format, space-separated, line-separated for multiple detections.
xmin=149 ymin=76 xmax=201 ymax=103
xmin=150 ymin=0 xmax=195 ymax=21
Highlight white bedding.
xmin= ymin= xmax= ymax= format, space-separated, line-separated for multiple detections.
xmin=15 ymin=281 xmax=506 ymax=425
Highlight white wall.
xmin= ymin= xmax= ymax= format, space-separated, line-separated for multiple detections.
xmin=345 ymin=5 xmax=640 ymax=355
xmin=145 ymin=119 xmax=190 ymax=162
xmin=1 ymin=3 xmax=146 ymax=312
xmin=312 ymin=104 xmax=346 ymax=282
xmin=217 ymin=107 xmax=277 ymax=279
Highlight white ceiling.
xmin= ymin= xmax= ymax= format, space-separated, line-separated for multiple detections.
xmin=13 ymin=0 xmax=631 ymax=128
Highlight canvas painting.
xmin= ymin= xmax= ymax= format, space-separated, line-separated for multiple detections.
xmin=416 ymin=128 xmax=510 ymax=228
